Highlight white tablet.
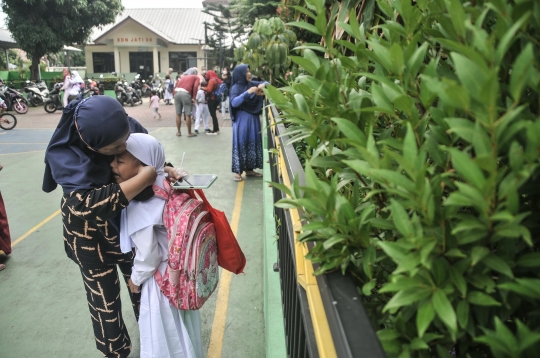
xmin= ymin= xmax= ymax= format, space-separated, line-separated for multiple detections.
xmin=171 ymin=174 xmax=218 ymax=189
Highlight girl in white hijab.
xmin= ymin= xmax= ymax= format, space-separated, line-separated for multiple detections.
xmin=66 ymin=70 xmax=84 ymax=104
xmin=112 ymin=133 xmax=202 ymax=358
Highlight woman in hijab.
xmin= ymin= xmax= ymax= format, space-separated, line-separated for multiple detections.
xmin=0 ymin=163 xmax=10 ymax=271
xmin=229 ymin=64 xmax=268 ymax=181
xmin=43 ymin=96 xmax=159 ymax=358
xmin=67 ymin=70 xmax=84 ymax=104
xmin=202 ymin=70 xmax=223 ymax=135
xmin=114 ymin=133 xmax=203 ymax=358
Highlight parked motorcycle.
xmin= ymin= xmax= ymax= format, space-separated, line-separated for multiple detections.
xmin=43 ymin=83 xmax=63 ymax=113
xmin=0 ymin=80 xmax=28 ymax=114
xmin=125 ymin=81 xmax=142 ymax=106
xmin=115 ymin=80 xmax=128 ymax=105
xmin=24 ymin=80 xmax=49 ymax=107
xmin=140 ymin=79 xmax=152 ymax=97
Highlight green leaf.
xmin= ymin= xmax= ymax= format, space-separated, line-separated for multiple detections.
xmin=323 ymin=236 xmax=346 ymax=250
xmin=416 ymin=301 xmax=435 ymax=337
xmin=509 ymin=43 xmax=535 ymax=101
xmin=432 ymin=289 xmax=457 ymax=333
xmin=391 ymin=199 xmax=414 ymax=237
xmin=467 ymin=291 xmax=502 ymax=306
xmin=410 ymin=337 xmax=429 ymax=350
xmin=517 ymin=252 xmax=540 ymax=267
xmin=362 ymin=281 xmax=376 ymax=296
xmin=494 ymin=13 xmax=530 ymax=64
xmin=406 ymin=42 xmax=428 ymax=80
xmin=383 ymin=288 xmax=432 ymax=312
xmin=447 ymin=0 xmax=467 ymax=38
xmin=449 ymin=268 xmax=467 ymax=297
xmin=482 ymin=255 xmax=514 ymax=278
xmin=471 ymin=246 xmax=490 ymax=266
xmin=390 ymin=42 xmax=404 ymax=75
xmin=446 ymin=148 xmax=486 ymax=191
xmin=331 ymin=117 xmax=367 ymax=146
xmin=378 ymin=241 xmax=406 ymax=262
xmin=456 ymin=300 xmax=469 ymax=329
xmin=287 ymin=21 xmax=321 ymax=35
xmin=451 ymin=53 xmax=487 ymax=100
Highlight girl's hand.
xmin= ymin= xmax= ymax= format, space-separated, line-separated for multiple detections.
xmin=128 ymin=278 xmax=141 ymax=293
xmin=165 ymin=166 xmax=183 ymax=182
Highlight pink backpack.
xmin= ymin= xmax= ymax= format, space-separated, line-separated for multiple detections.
xmin=153 ymin=181 xmax=219 ymax=310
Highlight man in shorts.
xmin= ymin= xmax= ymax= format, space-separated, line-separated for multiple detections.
xmin=174 ymin=72 xmax=200 ymax=137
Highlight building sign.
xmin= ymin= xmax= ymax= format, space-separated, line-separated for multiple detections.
xmin=115 ymin=37 xmax=154 ymax=44
xmin=138 ymin=47 xmax=148 ymax=52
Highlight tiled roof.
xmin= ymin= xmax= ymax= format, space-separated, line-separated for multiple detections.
xmin=0 ymin=28 xmax=17 ymax=48
xmin=92 ymin=8 xmax=214 ymax=45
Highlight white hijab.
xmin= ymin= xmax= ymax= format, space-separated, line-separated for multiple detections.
xmin=119 ymin=133 xmax=168 ymax=253
xmin=71 ymin=71 xmax=84 ymax=84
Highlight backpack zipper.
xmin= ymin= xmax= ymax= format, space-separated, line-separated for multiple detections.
xmin=184 ymin=211 xmax=209 ymax=275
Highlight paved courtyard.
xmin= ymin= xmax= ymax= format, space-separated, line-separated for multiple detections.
xmin=0 ymin=97 xmax=265 ymax=358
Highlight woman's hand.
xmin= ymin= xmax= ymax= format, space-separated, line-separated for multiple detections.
xmin=128 ymin=278 xmax=141 ymax=293
xmin=138 ymin=166 xmax=158 ymax=187
xmin=247 ymin=86 xmax=258 ymax=94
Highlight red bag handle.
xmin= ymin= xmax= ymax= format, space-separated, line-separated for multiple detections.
xmin=190 ymin=189 xmax=214 ymax=211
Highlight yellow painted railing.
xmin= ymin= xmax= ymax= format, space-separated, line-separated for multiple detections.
xmin=268 ymin=109 xmax=338 ymax=358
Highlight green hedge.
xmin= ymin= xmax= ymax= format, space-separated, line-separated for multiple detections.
xmin=266 ymin=0 xmax=540 ymax=357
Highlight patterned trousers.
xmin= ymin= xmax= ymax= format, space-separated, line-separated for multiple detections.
xmin=80 ymin=261 xmax=141 ymax=358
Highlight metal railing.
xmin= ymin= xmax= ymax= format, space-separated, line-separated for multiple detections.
xmin=264 ymin=101 xmax=386 ymax=358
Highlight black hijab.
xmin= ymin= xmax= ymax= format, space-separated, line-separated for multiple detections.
xmin=229 ymin=64 xmax=264 ymax=121
xmin=42 ymin=96 xmax=147 ymax=193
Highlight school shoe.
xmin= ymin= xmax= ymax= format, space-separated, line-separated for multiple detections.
xmin=205 ymin=129 xmax=211 ymax=133
xmin=194 ymin=130 xmax=199 ymax=134
xmin=206 ymin=131 xmax=218 ymax=135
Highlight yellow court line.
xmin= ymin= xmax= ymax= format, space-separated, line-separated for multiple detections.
xmin=11 ymin=209 xmax=61 ymax=247
xmin=0 ymin=143 xmax=49 ymax=145
xmin=0 ymin=150 xmax=45 ymax=156
xmin=206 ymin=180 xmax=244 ymax=358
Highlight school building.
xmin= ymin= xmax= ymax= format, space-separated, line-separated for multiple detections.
xmin=86 ymin=8 xmax=214 ymax=79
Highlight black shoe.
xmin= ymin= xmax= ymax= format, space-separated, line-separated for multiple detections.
xmin=206 ymin=131 xmax=217 ymax=135
xmin=205 ymin=129 xmax=211 ymax=133
xmin=194 ymin=130 xmax=199 ymax=134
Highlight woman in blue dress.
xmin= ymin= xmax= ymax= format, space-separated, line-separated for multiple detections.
xmin=230 ymin=64 xmax=268 ymax=182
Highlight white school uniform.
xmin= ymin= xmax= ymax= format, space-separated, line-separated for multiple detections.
xmin=195 ymin=89 xmax=210 ymax=131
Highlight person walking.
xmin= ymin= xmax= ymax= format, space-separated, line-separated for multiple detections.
xmin=149 ymin=90 xmax=162 ymax=120
xmin=174 ymin=68 xmax=199 ymax=137
xmin=42 ymin=96 xmax=157 ymax=358
xmin=229 ymin=64 xmax=268 ymax=182
xmin=194 ymin=82 xmax=210 ymax=134
xmin=202 ymin=70 xmax=222 ymax=135
xmin=221 ymin=72 xmax=231 ymax=119
xmin=0 ymin=163 xmax=11 ymax=271
xmin=164 ymin=74 xmax=174 ymax=105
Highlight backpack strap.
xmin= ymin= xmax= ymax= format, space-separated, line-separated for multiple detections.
xmin=152 ymin=179 xmax=172 ymax=200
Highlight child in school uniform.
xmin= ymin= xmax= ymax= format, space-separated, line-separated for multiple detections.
xmin=149 ymin=90 xmax=162 ymax=120
xmin=111 ymin=133 xmax=202 ymax=358
xmin=194 ymin=82 xmax=210 ymax=134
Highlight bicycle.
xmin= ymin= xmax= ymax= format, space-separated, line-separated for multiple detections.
xmin=0 ymin=112 xmax=17 ymax=130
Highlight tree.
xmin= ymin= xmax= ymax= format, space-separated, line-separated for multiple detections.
xmin=235 ymin=17 xmax=296 ymax=84
xmin=2 ymin=0 xmax=123 ymax=80
xmin=0 ymin=49 xmax=20 ymax=70
xmin=230 ymin=0 xmax=280 ymax=29
xmin=203 ymin=3 xmax=245 ymax=72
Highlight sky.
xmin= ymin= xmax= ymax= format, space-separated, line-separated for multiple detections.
xmin=0 ymin=0 xmax=205 ymax=27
